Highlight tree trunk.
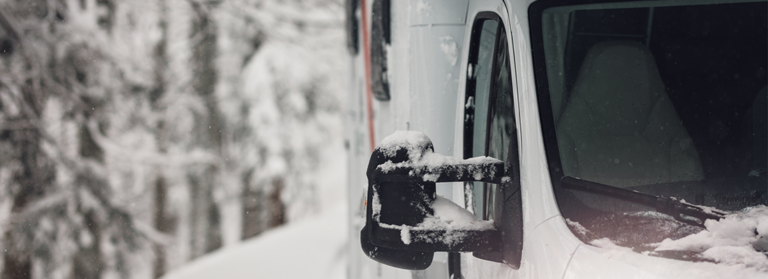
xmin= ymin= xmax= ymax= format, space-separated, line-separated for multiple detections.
xmin=152 ymin=0 xmax=171 ymax=277
xmin=187 ymin=166 xmax=222 ymax=257
xmin=187 ymin=1 xmax=223 ymax=259
xmin=153 ymin=176 xmax=169 ymax=278
xmin=1 ymin=253 xmax=30 ymax=279
xmin=2 ymin=92 xmax=51 ymax=279
xmin=2 ymin=131 xmax=41 ymax=279
xmin=72 ymin=125 xmax=104 ymax=279
xmin=72 ymin=211 xmax=102 ymax=279
xmin=268 ymin=178 xmax=286 ymax=229
xmin=240 ymin=169 xmax=265 ymax=239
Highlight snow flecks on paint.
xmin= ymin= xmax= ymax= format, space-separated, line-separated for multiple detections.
xmin=416 ymin=0 xmax=432 ymax=16
xmin=440 ymin=36 xmax=459 ymax=66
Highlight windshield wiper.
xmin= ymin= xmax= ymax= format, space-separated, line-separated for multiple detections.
xmin=560 ymin=176 xmax=726 ymax=228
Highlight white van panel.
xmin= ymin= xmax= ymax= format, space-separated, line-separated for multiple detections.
xmin=408 ymin=24 xmax=466 ymax=206
xmin=504 ymin=0 xmax=567 ymax=235
xmin=408 ymin=25 xmax=465 ymax=157
xmin=409 ymin=0 xmax=470 ymax=26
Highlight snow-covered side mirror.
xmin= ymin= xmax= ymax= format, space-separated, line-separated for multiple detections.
xmin=360 ymin=131 xmax=504 ymax=270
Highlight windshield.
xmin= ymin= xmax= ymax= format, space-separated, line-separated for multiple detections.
xmin=531 ymin=0 xmax=767 ymax=254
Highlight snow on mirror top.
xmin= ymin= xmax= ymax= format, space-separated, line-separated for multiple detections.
xmin=376 ymin=152 xmax=502 ymax=181
xmin=378 ymin=131 xmax=434 ymax=160
xmin=376 ymin=131 xmax=502 ymax=182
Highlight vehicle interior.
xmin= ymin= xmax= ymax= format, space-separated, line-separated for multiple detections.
xmin=537 ymin=0 xmax=767 ymax=251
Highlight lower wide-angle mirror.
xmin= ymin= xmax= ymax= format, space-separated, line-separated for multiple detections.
xmin=360 ymin=131 xmax=505 ymax=270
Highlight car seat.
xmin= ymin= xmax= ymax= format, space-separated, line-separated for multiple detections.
xmin=556 ymin=41 xmax=704 ymax=187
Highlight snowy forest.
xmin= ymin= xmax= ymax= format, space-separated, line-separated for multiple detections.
xmin=0 ymin=0 xmax=346 ymax=278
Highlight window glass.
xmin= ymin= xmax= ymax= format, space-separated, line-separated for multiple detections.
xmin=466 ymin=19 xmax=499 ymax=218
xmin=543 ymin=2 xmax=766 ymax=190
xmin=464 ymin=18 xmax=514 ymax=221
xmin=488 ymin=30 xmax=513 ymax=164
xmin=486 ymin=30 xmax=513 ymax=221
xmin=533 ymin=0 xmax=767 ymax=258
xmin=472 ymin=20 xmax=498 ymax=157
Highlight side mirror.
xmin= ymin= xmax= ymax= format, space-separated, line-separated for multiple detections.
xmin=360 ymin=131 xmax=505 ymax=270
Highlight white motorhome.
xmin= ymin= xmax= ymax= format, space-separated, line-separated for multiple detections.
xmin=345 ymin=0 xmax=768 ymax=278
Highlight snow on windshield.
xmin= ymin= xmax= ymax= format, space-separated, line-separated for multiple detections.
xmin=585 ymin=206 xmax=768 ymax=274
xmin=653 ymin=205 xmax=768 ymax=271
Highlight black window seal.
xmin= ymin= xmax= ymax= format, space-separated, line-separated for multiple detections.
xmin=371 ymin=0 xmax=391 ymax=100
xmin=345 ymin=0 xmax=359 ymax=55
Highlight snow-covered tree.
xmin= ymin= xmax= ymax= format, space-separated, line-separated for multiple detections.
xmin=214 ymin=0 xmax=345 ymax=240
xmin=0 ymin=0 xmax=345 ymax=278
xmin=0 ymin=0 xmax=169 ymax=278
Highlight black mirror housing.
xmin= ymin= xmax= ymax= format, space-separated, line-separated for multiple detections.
xmin=360 ymin=131 xmax=505 ymax=270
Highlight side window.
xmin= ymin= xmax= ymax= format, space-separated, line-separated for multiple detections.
xmin=488 ymin=29 xmax=513 ymax=163
xmin=462 ymin=14 xmax=524 ymax=268
xmin=463 ymin=16 xmax=515 ymax=221
xmin=470 ymin=20 xmax=498 ymax=158
xmin=464 ymin=18 xmax=499 ymax=218
xmin=486 ymin=29 xmax=513 ymax=221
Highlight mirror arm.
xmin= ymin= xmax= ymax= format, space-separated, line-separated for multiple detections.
xmin=373 ymin=160 xmax=505 ymax=184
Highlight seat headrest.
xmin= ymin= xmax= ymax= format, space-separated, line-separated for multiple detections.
xmin=569 ymin=41 xmax=666 ymax=134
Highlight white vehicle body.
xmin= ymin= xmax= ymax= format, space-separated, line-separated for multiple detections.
xmin=345 ymin=0 xmax=768 ymax=278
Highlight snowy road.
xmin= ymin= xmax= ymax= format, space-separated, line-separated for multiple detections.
xmin=162 ymin=204 xmax=348 ymax=279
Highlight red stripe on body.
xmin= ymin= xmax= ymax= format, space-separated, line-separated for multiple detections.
xmin=360 ymin=0 xmax=376 ymax=152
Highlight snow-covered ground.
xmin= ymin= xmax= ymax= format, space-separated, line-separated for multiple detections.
xmin=161 ymin=203 xmax=347 ymax=279
xmin=161 ymin=134 xmax=348 ymax=279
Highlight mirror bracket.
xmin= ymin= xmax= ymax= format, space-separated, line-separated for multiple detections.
xmin=360 ymin=131 xmax=506 ymax=269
